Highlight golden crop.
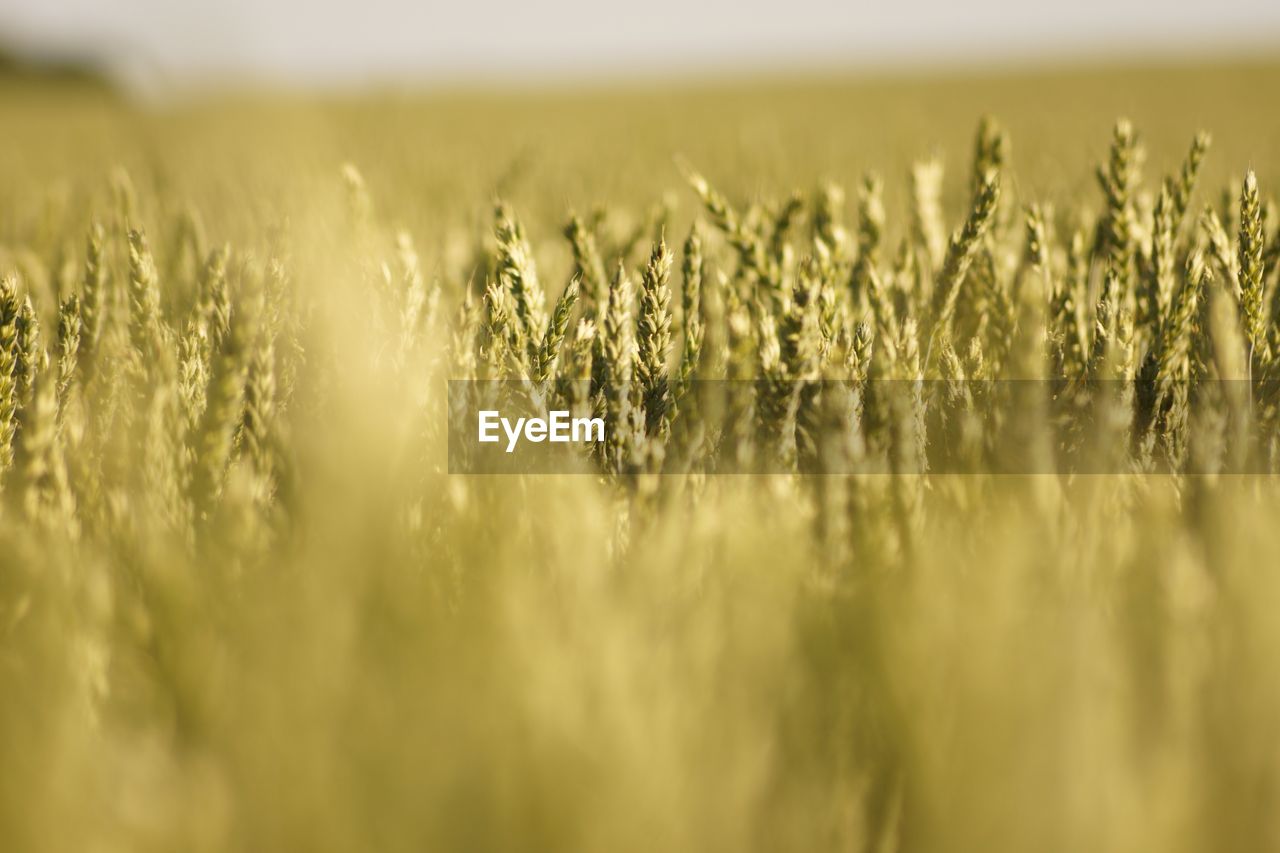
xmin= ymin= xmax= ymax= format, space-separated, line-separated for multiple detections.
xmin=2 ymin=60 xmax=1280 ymax=852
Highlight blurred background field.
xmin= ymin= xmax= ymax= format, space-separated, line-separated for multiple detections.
xmin=5 ymin=59 xmax=1280 ymax=249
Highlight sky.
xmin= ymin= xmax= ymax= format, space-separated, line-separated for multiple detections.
xmin=2 ymin=0 xmax=1280 ymax=88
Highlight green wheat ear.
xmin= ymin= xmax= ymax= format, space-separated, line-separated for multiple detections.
xmin=1095 ymin=118 xmax=1141 ymax=296
xmin=14 ymin=294 xmax=43 ymax=406
xmin=683 ymin=165 xmax=775 ymax=294
xmin=127 ymin=228 xmax=165 ymax=365
xmin=241 ymin=299 xmax=278 ymax=487
xmin=770 ymin=192 xmax=804 ymax=263
xmin=197 ymin=247 xmax=232 ymax=352
xmin=1152 ymin=181 xmax=1177 ymax=320
xmin=1238 ymin=170 xmax=1268 ymax=369
xmin=851 ymin=172 xmax=885 ymax=308
xmin=190 ymin=285 xmax=254 ymax=518
xmin=564 ymin=213 xmax=607 ymax=321
xmin=676 ymin=225 xmax=704 ymax=398
xmin=1200 ymin=205 xmax=1238 ymax=291
xmin=534 ymin=276 xmax=580 ymax=386
xmin=813 ymin=182 xmax=848 ymax=261
xmin=970 ymin=115 xmax=1009 ymax=200
xmin=55 ymin=295 xmax=81 ymax=422
xmin=595 ymin=262 xmax=635 ymax=472
xmin=21 ymin=365 xmax=75 ymax=532
xmin=635 ymin=239 xmax=673 ymax=436
xmin=929 ymin=168 xmax=1001 ymax=351
xmin=0 ymin=275 xmax=21 ymax=483
xmin=1170 ymin=131 xmax=1211 ymax=229
xmin=493 ymin=201 xmax=547 ymax=352
xmin=78 ymin=222 xmax=106 ymax=378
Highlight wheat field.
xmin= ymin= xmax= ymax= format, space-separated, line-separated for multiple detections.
xmin=3 ymin=60 xmax=1280 ymax=852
